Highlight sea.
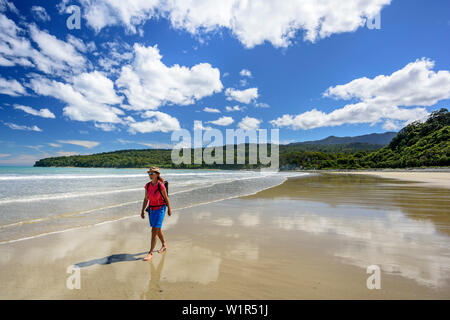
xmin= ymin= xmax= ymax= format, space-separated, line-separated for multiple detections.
xmin=0 ymin=166 xmax=307 ymax=244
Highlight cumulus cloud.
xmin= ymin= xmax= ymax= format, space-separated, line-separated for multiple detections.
xmin=271 ymin=58 xmax=450 ymax=130
xmin=194 ymin=121 xmax=213 ymax=131
xmin=13 ymin=104 xmax=55 ymax=118
xmin=128 ymin=111 xmax=181 ymax=134
xmin=238 ymin=116 xmax=261 ymax=130
xmin=29 ymin=72 xmax=124 ymax=123
xmin=203 ymin=107 xmax=220 ymax=113
xmin=116 ymin=43 xmax=223 ymax=110
xmin=225 ymin=105 xmax=242 ymax=112
xmin=207 ymin=116 xmax=234 ymax=126
xmin=240 ymin=69 xmax=252 ymax=77
xmin=71 ymin=0 xmax=391 ymax=48
xmin=225 ymin=87 xmax=258 ymax=104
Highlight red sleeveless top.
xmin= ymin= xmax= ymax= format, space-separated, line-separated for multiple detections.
xmin=146 ymin=181 xmax=166 ymax=210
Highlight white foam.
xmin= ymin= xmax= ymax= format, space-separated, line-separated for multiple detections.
xmin=0 ymin=173 xmax=309 ymax=244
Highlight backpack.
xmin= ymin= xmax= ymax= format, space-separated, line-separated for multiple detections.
xmin=145 ymin=180 xmax=169 ymax=206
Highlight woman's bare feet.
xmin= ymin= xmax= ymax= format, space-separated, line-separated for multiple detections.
xmin=143 ymin=252 xmax=153 ymax=261
xmin=157 ymin=245 xmax=167 ymax=253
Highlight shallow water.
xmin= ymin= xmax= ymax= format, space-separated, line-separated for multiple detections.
xmin=0 ymin=167 xmax=307 ymax=243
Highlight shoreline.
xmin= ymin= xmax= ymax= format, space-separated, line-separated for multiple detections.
xmin=323 ymin=170 xmax=450 ymax=189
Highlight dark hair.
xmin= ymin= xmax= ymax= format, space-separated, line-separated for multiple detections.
xmin=156 ymin=172 xmax=164 ymax=184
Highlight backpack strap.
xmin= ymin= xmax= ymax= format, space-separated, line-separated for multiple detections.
xmin=157 ymin=181 xmax=167 ymax=205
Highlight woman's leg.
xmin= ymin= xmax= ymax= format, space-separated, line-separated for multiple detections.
xmin=144 ymin=227 xmax=159 ymax=261
xmin=157 ymin=229 xmax=167 ymax=253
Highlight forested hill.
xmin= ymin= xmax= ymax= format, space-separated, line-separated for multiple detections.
xmin=362 ymin=108 xmax=449 ymax=168
xmin=34 ymin=108 xmax=449 ymax=169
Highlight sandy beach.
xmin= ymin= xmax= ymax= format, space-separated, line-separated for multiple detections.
xmin=327 ymin=170 xmax=450 ymax=189
xmin=0 ymin=172 xmax=449 ymax=299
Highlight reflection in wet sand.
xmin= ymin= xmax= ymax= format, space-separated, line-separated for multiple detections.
xmin=245 ymin=173 xmax=450 ymax=235
xmin=243 ymin=173 xmax=450 ymax=289
xmin=143 ymin=251 xmax=167 ymax=300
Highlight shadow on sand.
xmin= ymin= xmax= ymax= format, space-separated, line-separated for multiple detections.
xmin=74 ymin=251 xmax=148 ymax=268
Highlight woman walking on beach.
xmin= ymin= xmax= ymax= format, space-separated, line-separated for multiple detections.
xmin=141 ymin=166 xmax=172 ymax=261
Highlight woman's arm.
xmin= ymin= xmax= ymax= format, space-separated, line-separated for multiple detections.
xmin=162 ymin=189 xmax=172 ymax=216
xmin=140 ymin=189 xmax=148 ymax=219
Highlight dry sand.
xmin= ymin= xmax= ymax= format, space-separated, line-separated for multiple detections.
xmin=0 ymin=173 xmax=449 ymax=299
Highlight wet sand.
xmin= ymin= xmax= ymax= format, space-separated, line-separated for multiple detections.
xmin=328 ymin=171 xmax=450 ymax=189
xmin=0 ymin=173 xmax=449 ymax=299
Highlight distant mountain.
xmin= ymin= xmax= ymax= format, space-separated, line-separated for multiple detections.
xmin=289 ymin=132 xmax=397 ymax=146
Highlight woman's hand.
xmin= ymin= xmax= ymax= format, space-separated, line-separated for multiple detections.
xmin=168 ymin=208 xmax=172 ymax=216
xmin=140 ymin=211 xmax=145 ymax=219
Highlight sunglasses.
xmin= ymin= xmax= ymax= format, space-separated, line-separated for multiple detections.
xmin=148 ymin=172 xmax=157 ymax=175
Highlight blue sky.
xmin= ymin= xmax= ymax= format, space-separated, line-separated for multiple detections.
xmin=0 ymin=0 xmax=449 ymax=165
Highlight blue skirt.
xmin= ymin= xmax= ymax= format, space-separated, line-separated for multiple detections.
xmin=148 ymin=205 xmax=166 ymax=228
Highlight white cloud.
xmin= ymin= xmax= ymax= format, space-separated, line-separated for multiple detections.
xmin=31 ymin=6 xmax=50 ymax=22
xmin=0 ymin=77 xmax=27 ymax=96
xmin=271 ymin=58 xmax=450 ymax=130
xmin=57 ymin=140 xmax=100 ymax=149
xmin=324 ymin=58 xmax=450 ymax=107
xmin=116 ymin=43 xmax=223 ymax=110
xmin=255 ymin=102 xmax=270 ymax=108
xmin=72 ymin=71 xmax=123 ymax=105
xmin=14 ymin=104 xmax=55 ymax=118
xmin=239 ymin=79 xmax=248 ymax=87
xmin=73 ymin=0 xmax=391 ymax=48
xmin=239 ymin=69 xmax=252 ymax=77
xmin=382 ymin=119 xmax=402 ymax=131
xmin=0 ymin=14 xmax=39 ymax=68
xmin=207 ymin=116 xmax=234 ymax=126
xmin=238 ymin=116 xmax=262 ymax=130
xmin=48 ymin=143 xmax=62 ymax=148
xmin=203 ymin=107 xmax=220 ymax=113
xmin=225 ymin=87 xmax=258 ymax=104
xmin=29 ymin=24 xmax=86 ymax=75
xmin=66 ymin=34 xmax=95 ymax=53
xmin=0 ymin=14 xmax=87 ymax=77
xmin=97 ymin=40 xmax=132 ymax=75
xmin=4 ymin=122 xmax=42 ymax=132
xmin=61 ymin=0 xmax=159 ymax=34
xmin=193 ymin=121 xmax=213 ymax=131
xmin=163 ymin=0 xmax=391 ymax=48
xmin=0 ymin=0 xmax=18 ymax=14
xmin=94 ymin=122 xmax=117 ymax=132
xmin=225 ymin=105 xmax=242 ymax=112
xmin=128 ymin=111 xmax=181 ymax=134
xmin=29 ymin=73 xmax=124 ymax=123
